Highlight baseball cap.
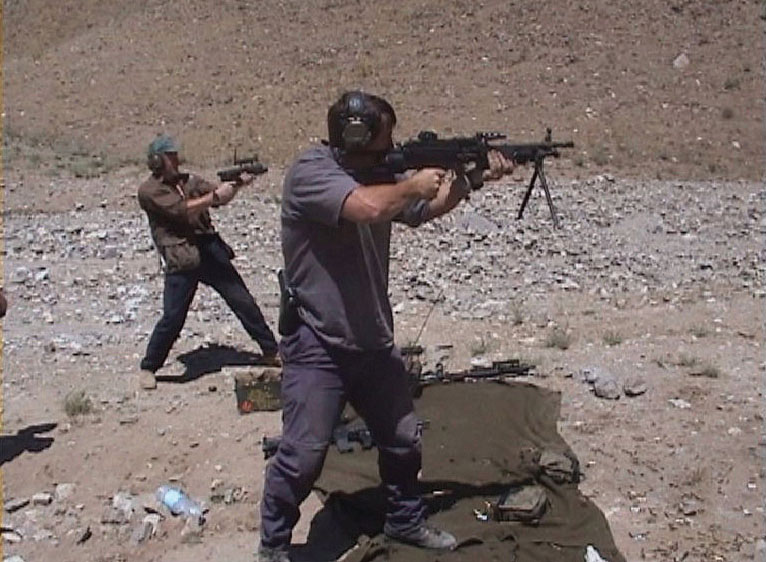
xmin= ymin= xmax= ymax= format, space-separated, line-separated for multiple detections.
xmin=147 ymin=134 xmax=179 ymax=157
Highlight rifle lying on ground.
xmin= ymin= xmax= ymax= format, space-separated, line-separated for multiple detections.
xmin=262 ymin=419 xmax=430 ymax=459
xmin=384 ymin=128 xmax=573 ymax=228
xmin=262 ymin=422 xmax=375 ymax=460
xmin=412 ymin=359 xmax=535 ymax=397
xmin=217 ymin=151 xmax=268 ymax=182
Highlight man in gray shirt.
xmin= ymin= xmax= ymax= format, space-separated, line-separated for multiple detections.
xmin=257 ymin=91 xmax=514 ymax=562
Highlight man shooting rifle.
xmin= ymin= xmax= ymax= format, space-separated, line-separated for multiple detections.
xmin=136 ymin=134 xmax=279 ymax=391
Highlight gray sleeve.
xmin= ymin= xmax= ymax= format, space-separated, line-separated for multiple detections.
xmin=283 ymin=149 xmax=358 ymax=227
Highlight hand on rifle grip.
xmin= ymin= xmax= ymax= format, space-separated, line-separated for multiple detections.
xmin=236 ymin=171 xmax=255 ymax=187
xmin=483 ymin=150 xmax=516 ymax=181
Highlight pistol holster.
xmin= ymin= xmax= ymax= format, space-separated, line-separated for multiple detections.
xmin=277 ymin=269 xmax=301 ymax=336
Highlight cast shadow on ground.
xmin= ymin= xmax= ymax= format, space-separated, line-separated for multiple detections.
xmin=156 ymin=343 xmax=273 ymax=384
xmin=0 ymin=422 xmax=57 ymax=466
xmin=290 ymin=480 xmax=508 ymax=562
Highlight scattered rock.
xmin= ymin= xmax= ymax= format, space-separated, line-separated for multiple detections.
xmin=5 ymin=497 xmax=30 ymax=513
xmin=2 ymin=528 xmax=23 ymax=543
xmin=31 ymin=492 xmax=53 ymax=506
xmin=74 ymin=526 xmax=92 ymax=545
xmin=130 ymin=515 xmax=159 ymax=544
xmin=54 ymin=483 xmax=76 ymax=502
xmin=623 ymin=377 xmax=647 ymax=397
xmin=180 ymin=517 xmax=203 ymax=543
xmin=593 ymin=376 xmax=621 ymax=400
xmin=679 ymin=498 xmax=699 ymax=516
xmin=672 ymin=53 xmax=690 ymax=69
xmin=669 ymin=398 xmax=692 ymax=409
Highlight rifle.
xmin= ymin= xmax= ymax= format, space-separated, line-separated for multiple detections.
xmin=416 ymin=359 xmax=534 ymax=395
xmin=384 ymin=128 xmax=574 ymax=228
xmin=261 ymin=422 xmax=375 ymax=460
xmin=217 ymin=151 xmax=269 ymax=182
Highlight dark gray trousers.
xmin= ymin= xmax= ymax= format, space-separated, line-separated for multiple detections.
xmin=259 ymin=324 xmax=425 ymax=548
xmin=140 ymin=235 xmax=278 ymax=372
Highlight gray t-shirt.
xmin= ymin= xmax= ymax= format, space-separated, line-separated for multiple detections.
xmin=281 ymin=145 xmax=429 ymax=351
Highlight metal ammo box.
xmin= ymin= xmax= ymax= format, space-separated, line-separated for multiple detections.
xmin=233 ymin=368 xmax=282 ymax=414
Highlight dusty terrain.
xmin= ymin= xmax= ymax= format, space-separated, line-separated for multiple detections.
xmin=1 ymin=1 xmax=765 ymax=562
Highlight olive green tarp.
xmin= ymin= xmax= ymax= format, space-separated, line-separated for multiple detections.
xmin=290 ymin=381 xmax=626 ymax=562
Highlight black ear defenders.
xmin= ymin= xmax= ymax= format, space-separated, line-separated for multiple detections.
xmin=147 ymin=152 xmax=164 ymax=174
xmin=340 ymin=91 xmax=380 ymax=150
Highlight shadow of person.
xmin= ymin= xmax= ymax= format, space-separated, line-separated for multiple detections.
xmin=290 ymin=480 xmax=510 ymax=562
xmin=0 ymin=422 xmax=57 ymax=466
xmin=156 ymin=343 xmax=270 ymax=384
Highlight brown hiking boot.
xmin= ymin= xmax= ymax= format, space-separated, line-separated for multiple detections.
xmin=138 ymin=369 xmax=157 ymax=390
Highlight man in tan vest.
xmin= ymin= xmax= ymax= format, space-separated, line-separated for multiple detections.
xmin=137 ymin=134 xmax=279 ymax=390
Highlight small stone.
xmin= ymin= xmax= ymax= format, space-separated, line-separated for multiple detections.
xmin=31 ymin=492 xmax=53 ymax=506
xmin=32 ymin=529 xmax=55 ymax=541
xmin=593 ymin=376 xmax=621 ymax=400
xmin=224 ymin=488 xmax=236 ymax=504
xmin=54 ymin=483 xmax=76 ymax=502
xmin=101 ymin=506 xmax=129 ymax=525
xmin=5 ymin=497 xmax=30 ymax=513
xmin=75 ymin=526 xmax=92 ymax=544
xmin=130 ymin=517 xmax=157 ymax=544
xmin=673 ymin=53 xmax=690 ymax=69
xmin=679 ymin=499 xmax=699 ymax=516
xmin=580 ymin=367 xmax=604 ymax=384
xmin=2 ymin=528 xmax=23 ymax=543
xmin=10 ymin=266 xmax=31 ymax=284
xmin=180 ymin=517 xmax=203 ymax=543
xmin=623 ymin=377 xmax=647 ymax=397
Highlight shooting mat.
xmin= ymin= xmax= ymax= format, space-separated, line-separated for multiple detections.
xmin=290 ymin=381 xmax=626 ymax=562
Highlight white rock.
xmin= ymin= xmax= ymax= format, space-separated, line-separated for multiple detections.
xmin=31 ymin=492 xmax=53 ymax=506
xmin=673 ymin=53 xmax=690 ymax=69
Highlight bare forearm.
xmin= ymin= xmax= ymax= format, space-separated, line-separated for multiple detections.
xmin=342 ymin=179 xmax=420 ymax=223
xmin=185 ymin=192 xmax=215 ymax=217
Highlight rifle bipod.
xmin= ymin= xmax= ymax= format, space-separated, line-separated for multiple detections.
xmin=517 ymin=155 xmax=560 ymax=229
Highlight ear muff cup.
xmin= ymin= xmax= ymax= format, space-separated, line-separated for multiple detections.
xmin=341 ymin=92 xmax=379 ymax=150
xmin=147 ymin=152 xmax=164 ymax=174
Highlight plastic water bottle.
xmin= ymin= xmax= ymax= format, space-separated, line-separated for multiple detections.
xmin=156 ymin=485 xmax=205 ymax=524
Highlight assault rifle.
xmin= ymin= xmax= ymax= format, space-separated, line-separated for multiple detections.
xmin=384 ymin=128 xmax=574 ymax=228
xmin=217 ymin=151 xmax=268 ymax=182
xmin=262 ymin=422 xmax=375 ymax=460
xmin=413 ymin=359 xmax=534 ymax=397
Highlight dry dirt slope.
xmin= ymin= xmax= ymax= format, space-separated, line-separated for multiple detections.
xmin=2 ymin=0 xmax=764 ymax=186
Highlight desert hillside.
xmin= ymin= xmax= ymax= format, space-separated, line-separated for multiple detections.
xmin=3 ymin=0 xmax=763 ymax=186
